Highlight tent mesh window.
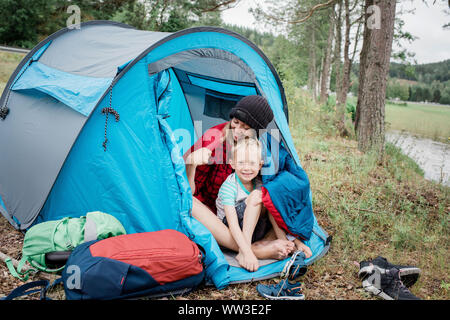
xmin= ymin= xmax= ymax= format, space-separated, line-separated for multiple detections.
xmin=203 ymin=89 xmax=243 ymax=121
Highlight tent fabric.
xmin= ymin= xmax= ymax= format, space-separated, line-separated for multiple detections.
xmin=0 ymin=21 xmax=329 ymax=289
xmin=7 ymin=41 xmax=52 ymax=91
xmin=0 ymin=196 xmax=8 ymax=225
xmin=187 ymin=74 xmax=257 ymax=96
xmin=31 ymin=41 xmax=52 ymax=62
xmin=0 ymin=89 xmax=86 ymax=229
xmin=11 ymin=61 xmax=113 ymax=116
xmin=147 ymin=48 xmax=257 ymax=84
xmin=37 ymin=24 xmax=169 ymax=78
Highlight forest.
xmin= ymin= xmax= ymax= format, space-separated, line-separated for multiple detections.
xmin=2 ymin=0 xmax=448 ymax=105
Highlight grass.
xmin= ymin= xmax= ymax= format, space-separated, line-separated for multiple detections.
xmin=281 ymin=87 xmax=449 ymax=300
xmin=346 ymin=95 xmax=450 ymax=143
xmin=0 ymin=56 xmax=449 ymax=300
xmin=0 ymin=51 xmax=25 ymax=94
xmin=385 ymin=101 xmax=450 ymax=143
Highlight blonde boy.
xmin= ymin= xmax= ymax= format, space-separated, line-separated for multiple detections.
xmin=216 ymin=137 xmax=311 ymax=272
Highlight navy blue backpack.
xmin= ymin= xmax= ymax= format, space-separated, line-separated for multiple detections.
xmin=62 ymin=230 xmax=205 ymax=300
xmin=2 ymin=230 xmax=206 ymax=300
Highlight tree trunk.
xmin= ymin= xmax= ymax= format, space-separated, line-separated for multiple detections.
xmin=335 ymin=0 xmax=351 ymax=136
xmin=355 ymin=0 xmax=396 ymax=154
xmin=319 ymin=6 xmax=335 ymax=104
xmin=333 ymin=2 xmax=342 ymax=100
xmin=308 ymin=25 xmax=317 ymax=101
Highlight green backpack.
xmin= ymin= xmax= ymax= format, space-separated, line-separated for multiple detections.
xmin=6 ymin=211 xmax=126 ymax=280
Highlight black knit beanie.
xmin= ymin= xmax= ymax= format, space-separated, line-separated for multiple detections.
xmin=229 ymin=95 xmax=274 ymax=131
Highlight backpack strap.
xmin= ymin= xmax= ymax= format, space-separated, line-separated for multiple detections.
xmin=1 ymin=280 xmax=48 ymax=300
xmin=28 ymin=259 xmax=66 ymax=274
xmin=5 ymin=256 xmax=37 ymax=281
xmin=55 ymin=217 xmax=74 ymax=250
xmin=0 ymin=278 xmax=62 ymax=300
xmin=5 ymin=253 xmax=65 ymax=281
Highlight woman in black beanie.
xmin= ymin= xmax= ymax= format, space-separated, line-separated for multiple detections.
xmin=183 ymin=95 xmax=296 ymax=271
xmin=229 ymin=95 xmax=275 ymax=133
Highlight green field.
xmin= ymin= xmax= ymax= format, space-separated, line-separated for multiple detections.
xmin=0 ymin=51 xmax=26 ymax=95
xmin=385 ymin=101 xmax=450 ymax=143
xmin=0 ymin=51 xmax=24 ymax=75
xmin=345 ymin=95 xmax=450 ymax=143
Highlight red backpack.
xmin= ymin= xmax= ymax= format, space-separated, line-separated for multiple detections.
xmin=62 ymin=229 xmax=205 ymax=299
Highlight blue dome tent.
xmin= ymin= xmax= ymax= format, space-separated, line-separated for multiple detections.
xmin=0 ymin=21 xmax=330 ymax=289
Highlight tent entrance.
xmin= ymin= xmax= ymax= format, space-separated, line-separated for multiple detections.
xmin=151 ymin=53 xmax=287 ymax=275
xmin=150 ymin=49 xmax=296 ymax=161
xmin=172 ymin=67 xmax=260 ymax=137
xmin=148 ymin=49 xmax=315 ymax=281
xmin=148 ymin=48 xmax=262 ymax=136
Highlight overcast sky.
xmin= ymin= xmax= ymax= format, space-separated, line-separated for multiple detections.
xmin=221 ymin=0 xmax=450 ymax=64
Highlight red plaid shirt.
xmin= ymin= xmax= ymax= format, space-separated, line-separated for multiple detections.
xmin=185 ymin=122 xmax=233 ymax=214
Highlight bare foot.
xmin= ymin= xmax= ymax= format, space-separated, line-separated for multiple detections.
xmin=294 ymin=239 xmax=312 ymax=258
xmin=236 ymin=250 xmax=259 ymax=272
xmin=252 ymin=239 xmax=295 ymax=260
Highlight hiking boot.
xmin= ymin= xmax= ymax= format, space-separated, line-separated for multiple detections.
xmin=256 ymin=280 xmax=305 ymax=300
xmin=359 ymin=256 xmax=420 ymax=287
xmin=362 ymin=266 xmax=421 ymax=300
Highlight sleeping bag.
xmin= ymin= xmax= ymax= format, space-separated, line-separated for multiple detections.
xmin=261 ymin=133 xmax=314 ymax=240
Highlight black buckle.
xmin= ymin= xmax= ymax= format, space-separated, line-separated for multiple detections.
xmin=0 ymin=106 xmax=9 ymax=120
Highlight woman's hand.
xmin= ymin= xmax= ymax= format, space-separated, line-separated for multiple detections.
xmin=185 ymin=147 xmax=212 ymax=166
xmin=185 ymin=147 xmax=212 ymax=194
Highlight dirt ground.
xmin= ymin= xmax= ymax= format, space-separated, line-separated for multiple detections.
xmin=0 ymin=213 xmax=373 ymax=301
xmin=0 ymin=202 xmax=446 ymax=300
xmin=0 ymin=214 xmax=30 ymax=298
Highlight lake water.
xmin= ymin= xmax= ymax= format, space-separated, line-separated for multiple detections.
xmin=386 ymin=131 xmax=450 ymax=187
